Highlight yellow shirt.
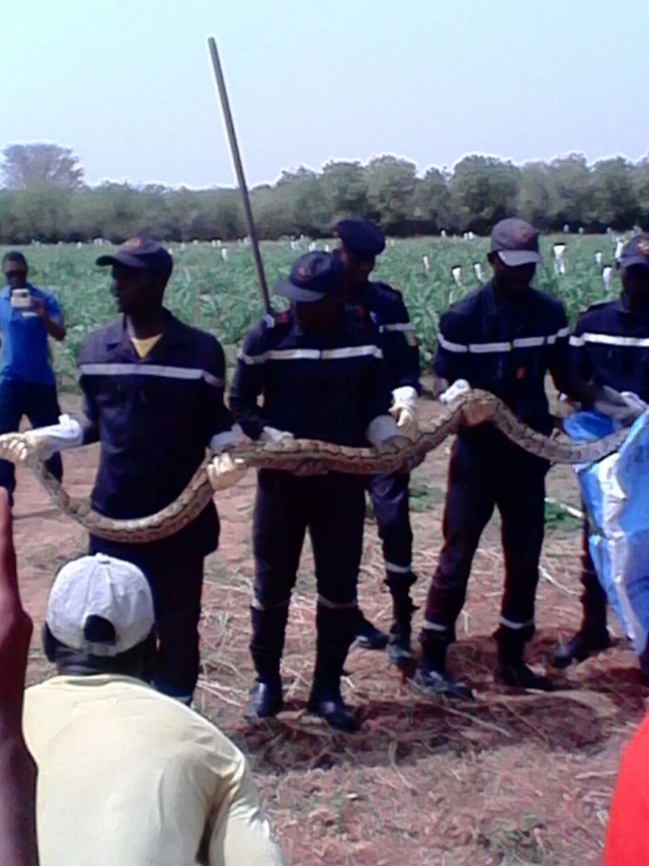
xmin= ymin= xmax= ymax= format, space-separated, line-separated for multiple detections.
xmin=23 ymin=675 xmax=285 ymax=866
xmin=130 ymin=333 xmax=162 ymax=358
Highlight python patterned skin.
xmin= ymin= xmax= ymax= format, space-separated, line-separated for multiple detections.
xmin=0 ymin=390 xmax=628 ymax=543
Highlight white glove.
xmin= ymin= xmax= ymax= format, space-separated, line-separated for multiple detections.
xmin=592 ymin=385 xmax=646 ymax=428
xmin=209 ymin=423 xmax=247 ymax=455
xmin=389 ymin=386 xmax=419 ymax=440
xmin=260 ymin=427 xmax=295 ymax=444
xmin=206 ymin=452 xmax=248 ymax=491
xmin=24 ymin=414 xmax=83 ymax=460
xmin=439 ymin=379 xmax=471 ymax=405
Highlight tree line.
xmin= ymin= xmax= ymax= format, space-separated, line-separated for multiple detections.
xmin=1 ymin=143 xmax=648 ymax=244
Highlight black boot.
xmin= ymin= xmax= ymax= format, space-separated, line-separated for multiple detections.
xmin=551 ymin=607 xmax=610 ymax=670
xmin=495 ymin=628 xmax=554 ymax=692
xmin=244 ymin=605 xmax=288 ymax=721
xmin=308 ymin=605 xmax=359 ymax=732
xmin=244 ymin=679 xmax=284 ymax=720
xmin=354 ymin=610 xmax=389 ymax=650
xmin=413 ymin=634 xmax=473 ymax=699
xmin=387 ymin=590 xmax=417 ymax=667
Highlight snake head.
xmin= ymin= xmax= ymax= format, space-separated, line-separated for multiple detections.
xmin=460 ymin=397 xmax=496 ymax=428
xmin=0 ymin=432 xmax=32 ymax=464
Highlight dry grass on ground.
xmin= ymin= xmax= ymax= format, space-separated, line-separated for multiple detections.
xmin=16 ymin=398 xmax=648 ymax=865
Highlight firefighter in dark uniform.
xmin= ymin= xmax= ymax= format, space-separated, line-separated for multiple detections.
xmin=333 ymin=220 xmax=422 ymax=666
xmin=553 ymin=234 xmax=649 ymax=673
xmin=417 ymin=218 xmax=611 ymax=699
xmin=24 ymin=238 xmax=240 ymax=706
xmin=229 ymin=251 xmax=404 ymax=732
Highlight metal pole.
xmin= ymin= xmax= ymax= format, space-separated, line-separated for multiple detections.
xmin=207 ymin=37 xmax=272 ymax=313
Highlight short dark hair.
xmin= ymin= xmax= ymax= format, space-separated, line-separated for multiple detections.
xmin=2 ymin=251 xmax=28 ymax=270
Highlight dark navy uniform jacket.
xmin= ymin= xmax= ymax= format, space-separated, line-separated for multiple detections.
xmin=229 ymin=308 xmax=392 ymax=447
xmin=345 ymin=280 xmax=421 ymax=396
xmin=434 ymin=281 xmax=570 ymax=437
xmin=78 ymin=309 xmax=233 ymax=554
xmin=570 ymin=297 xmax=649 ymax=403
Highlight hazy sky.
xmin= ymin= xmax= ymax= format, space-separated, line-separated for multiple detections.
xmin=3 ymin=0 xmax=647 ymax=189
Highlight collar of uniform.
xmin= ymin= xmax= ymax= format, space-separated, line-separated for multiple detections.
xmin=105 ymin=308 xmax=185 ymax=350
xmin=346 ymin=281 xmax=371 ymax=305
xmin=293 ymin=308 xmax=351 ymax=340
xmin=612 ymin=295 xmax=630 ymax=314
xmin=483 ymin=279 xmax=533 ymax=322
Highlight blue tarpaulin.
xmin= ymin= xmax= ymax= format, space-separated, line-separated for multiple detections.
xmin=564 ymin=410 xmax=649 ymax=655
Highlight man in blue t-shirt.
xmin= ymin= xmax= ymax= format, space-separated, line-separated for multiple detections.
xmin=0 ymin=251 xmax=66 ymax=502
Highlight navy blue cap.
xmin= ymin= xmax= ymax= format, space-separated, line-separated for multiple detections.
xmin=96 ymin=237 xmax=173 ymax=278
xmin=333 ymin=219 xmax=386 ymax=258
xmin=275 ymin=252 xmax=344 ymax=302
xmin=490 ymin=218 xmax=541 ymax=267
xmin=619 ymin=234 xmax=649 ymax=270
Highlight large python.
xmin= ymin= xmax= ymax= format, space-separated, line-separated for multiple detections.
xmin=0 ymin=389 xmax=629 ymax=544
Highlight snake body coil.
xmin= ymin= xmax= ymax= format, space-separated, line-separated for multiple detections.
xmin=1 ymin=390 xmax=626 ymax=543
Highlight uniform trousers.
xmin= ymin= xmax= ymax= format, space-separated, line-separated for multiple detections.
xmin=422 ymin=434 xmax=548 ymax=648
xmin=251 ymin=469 xmax=366 ymax=690
xmin=579 ymin=515 xmax=608 ymax=631
xmin=368 ymin=471 xmax=414 ymax=587
xmin=89 ymin=534 xmax=205 ymax=703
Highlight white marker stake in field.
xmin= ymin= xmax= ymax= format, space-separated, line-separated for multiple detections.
xmin=440 ymin=229 xmax=447 ymax=238
xmin=422 ymin=255 xmax=430 ymax=274
xmin=615 ymin=239 xmax=625 ymax=260
xmin=553 ymin=244 xmax=566 ymax=275
xmin=451 ymin=266 xmax=462 ymax=286
xmin=602 ymin=266 xmax=613 ymax=289
xmin=308 ymin=241 xmax=316 ymax=252
xmin=221 ymin=248 xmax=228 ymax=262
xmin=595 ymin=251 xmax=603 ymax=267
xmin=473 ymin=262 xmax=483 ymax=281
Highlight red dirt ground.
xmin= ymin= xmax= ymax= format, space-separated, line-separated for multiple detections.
xmin=18 ymin=396 xmax=646 ymax=865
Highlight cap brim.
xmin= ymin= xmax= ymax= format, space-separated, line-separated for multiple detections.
xmin=274 ymin=279 xmax=325 ymax=302
xmin=619 ymin=256 xmax=649 ymax=270
xmin=95 ymin=252 xmax=148 ymax=269
xmin=497 ymin=250 xmax=542 ymax=267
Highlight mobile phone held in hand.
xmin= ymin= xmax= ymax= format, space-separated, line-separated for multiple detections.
xmin=10 ymin=289 xmax=36 ymax=316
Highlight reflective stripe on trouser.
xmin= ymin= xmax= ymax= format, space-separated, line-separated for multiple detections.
xmin=252 ymin=469 xmax=366 ymax=675
xmin=579 ymin=513 xmax=608 ymax=631
xmin=368 ymin=471 xmax=413 ymax=584
xmin=421 ymin=437 xmax=547 ymax=647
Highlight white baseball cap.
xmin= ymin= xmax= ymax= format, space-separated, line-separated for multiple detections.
xmin=46 ymin=553 xmax=154 ymax=657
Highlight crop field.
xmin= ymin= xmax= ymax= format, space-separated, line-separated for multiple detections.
xmin=1 ymin=232 xmax=622 ymax=389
